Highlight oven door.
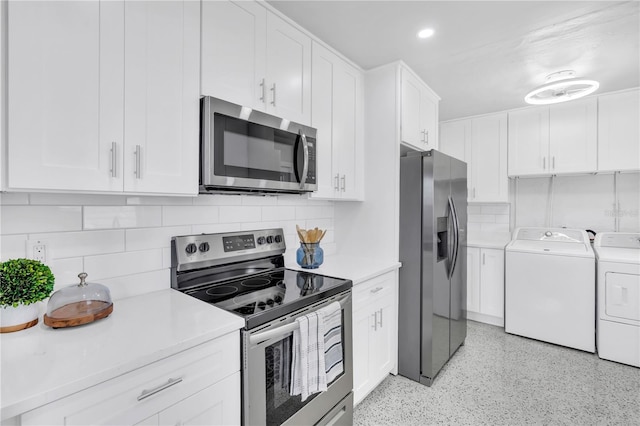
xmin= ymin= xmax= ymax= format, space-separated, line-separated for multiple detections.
xmin=201 ymin=96 xmax=317 ymax=193
xmin=242 ymin=291 xmax=353 ymax=426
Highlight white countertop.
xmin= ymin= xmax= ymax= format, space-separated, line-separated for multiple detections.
xmin=466 ymin=232 xmax=512 ymax=249
xmin=0 ymin=289 xmax=244 ymax=420
xmin=286 ymin=255 xmax=401 ymax=285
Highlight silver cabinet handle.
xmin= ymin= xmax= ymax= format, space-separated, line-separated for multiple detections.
xmin=137 ymin=377 xmax=183 ymax=401
xmin=134 ymin=145 xmax=142 ymax=179
xmin=259 ymin=78 xmax=265 ymax=103
xmin=543 ymin=157 xmax=546 ymax=170
xmin=270 ymin=83 xmax=276 ymax=106
xmin=473 ymin=188 xmax=476 ymax=199
xmin=552 ymin=156 xmax=556 ymax=170
xmin=420 ymin=129 xmax=426 ymax=142
xmin=340 ymin=175 xmax=346 ymax=191
xmin=378 ymin=308 xmax=383 ymax=327
xmin=334 ymin=174 xmax=340 ymax=191
xmin=370 ymin=286 xmax=383 ymax=294
xmin=110 ymin=142 xmax=117 ymax=178
xmin=372 ymin=312 xmax=378 ymax=331
xmin=425 ymin=130 xmax=429 ymax=144
xmin=482 ymin=252 xmax=485 ymax=265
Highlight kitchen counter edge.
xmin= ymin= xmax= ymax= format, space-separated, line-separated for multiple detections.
xmin=0 ymin=289 xmax=244 ymax=421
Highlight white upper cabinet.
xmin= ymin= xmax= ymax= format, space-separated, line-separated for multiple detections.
xmin=470 ymin=113 xmax=508 ymax=202
xmin=598 ymin=89 xmax=640 ymax=172
xmin=8 ymin=1 xmax=124 ymax=192
xmin=440 ymin=114 xmax=508 ymax=203
xmin=508 ymin=97 xmax=597 ymax=176
xmin=201 ymin=1 xmax=311 ymax=125
xmin=507 ymin=106 xmax=550 ymax=176
xmin=549 ymin=97 xmax=597 ymax=174
xmin=201 ymin=0 xmax=266 ymax=110
xmin=310 ymin=42 xmax=364 ymax=200
xmin=123 ymin=1 xmax=200 ymax=194
xmin=7 ymin=0 xmax=200 ymax=195
xmin=401 ymin=67 xmax=439 ymax=151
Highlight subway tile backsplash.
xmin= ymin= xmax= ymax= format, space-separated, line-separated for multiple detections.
xmin=0 ymin=193 xmax=336 ymax=298
xmin=467 ymin=203 xmax=511 ymax=235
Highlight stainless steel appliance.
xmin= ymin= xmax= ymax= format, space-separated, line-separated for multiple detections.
xmin=200 ymin=96 xmax=318 ymax=194
xmin=171 ymin=229 xmax=353 ymax=426
xmin=398 ymin=150 xmax=467 ymax=386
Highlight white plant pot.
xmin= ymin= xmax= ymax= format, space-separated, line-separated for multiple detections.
xmin=0 ymin=303 xmax=40 ymax=333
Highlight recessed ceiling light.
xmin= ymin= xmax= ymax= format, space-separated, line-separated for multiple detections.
xmin=525 ymin=70 xmax=599 ymax=105
xmin=417 ymin=28 xmax=435 ymax=39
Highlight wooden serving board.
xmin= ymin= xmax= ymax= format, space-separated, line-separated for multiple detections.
xmin=0 ymin=318 xmax=38 ymax=333
xmin=44 ymin=301 xmax=114 ymax=328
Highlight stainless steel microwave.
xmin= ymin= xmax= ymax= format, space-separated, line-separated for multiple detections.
xmin=200 ymin=96 xmax=317 ymax=194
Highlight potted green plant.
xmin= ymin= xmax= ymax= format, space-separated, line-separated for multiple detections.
xmin=0 ymin=258 xmax=55 ymax=333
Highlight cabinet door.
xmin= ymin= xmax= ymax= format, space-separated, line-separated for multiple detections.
xmin=311 ymin=42 xmax=337 ymax=198
xmin=470 ymin=113 xmax=508 ymax=202
xmin=352 ymin=306 xmax=374 ymax=404
xmin=370 ymin=296 xmax=395 ymax=384
xmin=598 ymin=89 xmax=640 ymax=172
xmin=420 ymin=88 xmax=439 ymax=150
xmin=265 ymin=12 xmax=311 ymax=125
xmin=466 ymin=247 xmax=481 ymax=313
xmin=123 ymin=0 xmax=199 ymax=195
xmin=439 ymin=120 xmax=470 ymax=162
xmin=333 ymin=60 xmax=362 ymax=199
xmin=401 ymin=69 xmax=422 ymax=149
xmin=507 ymin=107 xmax=549 ymax=176
xmin=549 ymin=97 xmax=597 ymax=174
xmin=7 ymin=0 xmax=124 ymax=191
xmin=479 ymin=248 xmax=505 ymax=319
xmin=201 ymin=0 xmax=266 ymax=109
xmin=159 ymin=372 xmax=241 ymax=426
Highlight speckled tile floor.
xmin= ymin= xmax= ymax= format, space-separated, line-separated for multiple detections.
xmin=354 ymin=321 xmax=640 ymax=426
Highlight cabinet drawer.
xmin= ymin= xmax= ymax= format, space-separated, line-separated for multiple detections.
xmin=353 ymin=271 xmax=395 ymax=307
xmin=22 ymin=332 xmax=239 ymax=426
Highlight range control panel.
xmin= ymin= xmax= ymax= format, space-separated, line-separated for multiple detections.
xmin=172 ymin=228 xmax=286 ymax=270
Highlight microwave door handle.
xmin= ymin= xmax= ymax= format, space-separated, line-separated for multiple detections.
xmin=299 ymin=132 xmax=309 ymax=189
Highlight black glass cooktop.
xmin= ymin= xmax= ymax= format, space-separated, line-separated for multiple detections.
xmin=185 ymin=268 xmax=352 ymax=329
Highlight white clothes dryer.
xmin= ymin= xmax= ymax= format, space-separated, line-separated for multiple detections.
xmin=505 ymin=227 xmax=595 ymax=352
xmin=594 ymin=232 xmax=640 ymax=367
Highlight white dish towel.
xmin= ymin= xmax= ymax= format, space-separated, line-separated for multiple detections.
xmin=290 ymin=301 xmax=343 ymax=401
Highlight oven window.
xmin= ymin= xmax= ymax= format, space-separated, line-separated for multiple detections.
xmin=214 ymin=113 xmax=302 ymax=183
xmin=264 ymin=333 xmax=344 ymax=426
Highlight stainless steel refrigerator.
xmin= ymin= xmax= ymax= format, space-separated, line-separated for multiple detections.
xmin=398 ymin=149 xmax=467 ymax=386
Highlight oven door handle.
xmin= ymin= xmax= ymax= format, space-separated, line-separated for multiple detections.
xmin=249 ymin=295 xmax=350 ymax=345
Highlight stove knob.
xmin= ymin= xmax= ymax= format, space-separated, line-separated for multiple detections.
xmin=274 ymin=295 xmax=283 ymax=304
xmin=199 ymin=242 xmax=210 ymax=252
xmin=274 ymin=235 xmax=282 ymax=243
xmin=266 ymin=235 xmax=274 ymax=244
xmin=266 ymin=299 xmax=274 ymax=307
xmin=257 ymin=301 xmax=266 ymax=310
xmin=257 ymin=236 xmax=266 ymax=245
xmin=185 ymin=243 xmax=197 ymax=255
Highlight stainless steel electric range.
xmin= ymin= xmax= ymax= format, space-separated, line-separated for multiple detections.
xmin=170 ymin=228 xmax=353 ymax=426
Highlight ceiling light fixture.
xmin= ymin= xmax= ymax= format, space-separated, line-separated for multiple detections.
xmin=525 ymin=70 xmax=599 ymax=105
xmin=417 ymin=28 xmax=435 ymax=39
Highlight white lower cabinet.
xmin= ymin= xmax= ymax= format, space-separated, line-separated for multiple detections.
xmin=466 ymin=247 xmax=505 ymax=326
xmin=352 ymin=271 xmax=398 ymax=405
xmin=20 ymin=333 xmax=240 ymax=426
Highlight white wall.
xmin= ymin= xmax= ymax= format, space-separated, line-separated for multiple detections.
xmin=0 ymin=193 xmax=335 ymax=300
xmin=468 ymin=203 xmax=510 ymax=235
xmin=511 ymin=172 xmax=640 ymax=233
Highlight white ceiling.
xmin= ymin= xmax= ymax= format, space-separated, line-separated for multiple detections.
xmin=267 ymin=1 xmax=640 ymax=121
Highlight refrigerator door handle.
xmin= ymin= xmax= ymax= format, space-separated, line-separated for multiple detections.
xmin=448 ymin=196 xmax=460 ymax=278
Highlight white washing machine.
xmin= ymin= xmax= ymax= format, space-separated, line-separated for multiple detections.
xmin=505 ymin=227 xmax=595 ymax=352
xmin=593 ymin=232 xmax=640 ymax=367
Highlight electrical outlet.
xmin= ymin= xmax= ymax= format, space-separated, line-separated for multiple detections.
xmin=26 ymin=240 xmax=49 ymax=263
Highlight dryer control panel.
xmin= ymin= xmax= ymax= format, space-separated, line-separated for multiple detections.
xmin=595 ymin=232 xmax=640 ymax=249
